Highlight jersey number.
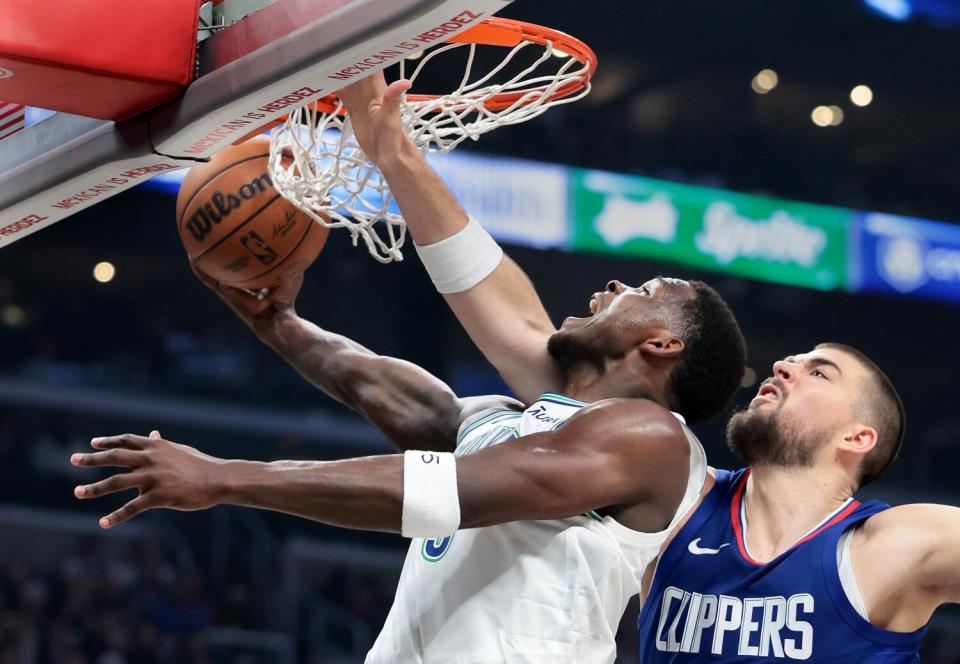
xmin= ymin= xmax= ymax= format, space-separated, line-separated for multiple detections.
xmin=421 ymin=535 xmax=453 ymax=562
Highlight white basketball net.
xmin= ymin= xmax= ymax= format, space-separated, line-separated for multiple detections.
xmin=268 ymin=28 xmax=593 ymax=263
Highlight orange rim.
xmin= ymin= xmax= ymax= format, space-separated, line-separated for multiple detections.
xmin=238 ymin=17 xmax=595 ymax=142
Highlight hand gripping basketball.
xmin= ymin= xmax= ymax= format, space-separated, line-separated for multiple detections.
xmin=191 ymin=259 xmax=309 ymax=335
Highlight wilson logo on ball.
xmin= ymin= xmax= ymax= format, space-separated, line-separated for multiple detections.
xmin=184 ymin=172 xmax=273 ymax=242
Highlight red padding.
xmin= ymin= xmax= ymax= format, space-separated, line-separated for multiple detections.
xmin=0 ymin=0 xmax=200 ymax=120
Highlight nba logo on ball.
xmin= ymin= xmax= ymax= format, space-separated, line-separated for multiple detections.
xmin=421 ymin=535 xmax=453 ymax=562
xmin=240 ymin=230 xmax=278 ymax=265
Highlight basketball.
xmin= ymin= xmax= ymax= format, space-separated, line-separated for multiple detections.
xmin=175 ymin=136 xmax=329 ymax=290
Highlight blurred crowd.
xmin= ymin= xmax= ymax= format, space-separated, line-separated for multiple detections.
xmin=0 ymin=521 xmax=956 ymax=664
xmin=0 ymin=529 xmax=401 ymax=664
xmin=0 ymin=538 xmax=214 ymax=664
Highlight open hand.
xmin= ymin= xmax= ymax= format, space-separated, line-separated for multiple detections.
xmin=337 ymin=72 xmax=415 ymax=167
xmin=71 ymin=431 xmax=225 ymax=529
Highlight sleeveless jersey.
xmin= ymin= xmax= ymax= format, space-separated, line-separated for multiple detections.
xmin=637 ymin=468 xmax=927 ymax=662
xmin=366 ymin=393 xmax=707 ymax=664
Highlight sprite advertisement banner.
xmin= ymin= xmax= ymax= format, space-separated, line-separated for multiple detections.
xmin=570 ymin=169 xmax=852 ymax=291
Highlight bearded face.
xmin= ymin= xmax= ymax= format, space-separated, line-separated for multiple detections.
xmin=726 ymin=404 xmax=832 ymax=468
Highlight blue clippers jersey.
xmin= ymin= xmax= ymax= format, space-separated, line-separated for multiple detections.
xmin=637 ymin=468 xmax=926 ymax=662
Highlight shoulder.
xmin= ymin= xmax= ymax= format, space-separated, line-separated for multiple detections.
xmin=859 ymin=503 xmax=959 ymax=538
xmin=858 ymin=503 xmax=960 ymax=552
xmin=577 ymin=397 xmax=688 ymax=439
xmin=854 ymin=503 xmax=960 ymax=586
xmin=852 ymin=503 xmax=960 ymax=628
xmin=561 ymin=398 xmax=691 ymax=463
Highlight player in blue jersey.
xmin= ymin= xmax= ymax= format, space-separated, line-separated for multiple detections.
xmin=633 ymin=342 xmax=958 ymax=661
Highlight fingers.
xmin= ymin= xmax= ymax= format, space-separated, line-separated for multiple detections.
xmin=75 ymin=472 xmax=143 ymax=500
xmin=100 ymin=495 xmax=153 ymax=529
xmin=90 ymin=433 xmax=152 ymax=450
xmin=338 ymin=72 xmax=389 ymax=113
xmin=189 ymin=260 xmax=217 ymax=287
xmin=191 ymin=261 xmax=272 ymax=315
xmin=270 ymin=262 xmax=308 ymax=303
xmin=382 ymin=79 xmax=413 ymax=110
xmin=149 ymin=430 xmax=162 ymax=440
xmin=71 ymin=447 xmax=143 ymax=469
xmin=190 ymin=263 xmax=237 ymax=298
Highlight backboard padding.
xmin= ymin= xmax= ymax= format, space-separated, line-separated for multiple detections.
xmin=0 ymin=0 xmax=513 ymax=248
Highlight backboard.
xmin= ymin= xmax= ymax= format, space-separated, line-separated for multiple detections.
xmin=0 ymin=0 xmax=514 ymax=248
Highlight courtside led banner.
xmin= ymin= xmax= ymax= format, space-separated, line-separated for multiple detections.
xmin=570 ymin=169 xmax=851 ymax=291
xmin=855 ymin=213 xmax=960 ymax=302
xmin=430 ymin=152 xmax=569 ymax=250
xmin=139 ymin=149 xmax=960 ymax=304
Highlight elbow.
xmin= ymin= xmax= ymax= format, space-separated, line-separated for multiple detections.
xmin=337 ymin=356 xmax=381 ymax=406
xmin=326 ymin=352 xmax=382 ymax=409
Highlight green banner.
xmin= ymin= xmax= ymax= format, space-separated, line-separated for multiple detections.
xmin=570 ymin=169 xmax=852 ymax=291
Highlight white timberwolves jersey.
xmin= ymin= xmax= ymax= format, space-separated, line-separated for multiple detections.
xmin=366 ymin=393 xmax=707 ymax=664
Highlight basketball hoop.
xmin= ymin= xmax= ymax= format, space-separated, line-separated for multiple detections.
xmin=269 ymin=18 xmax=596 ymax=263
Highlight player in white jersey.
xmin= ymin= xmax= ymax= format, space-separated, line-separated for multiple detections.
xmin=70 ymin=249 xmax=746 ymax=662
xmin=70 ymin=69 xmax=748 ymax=661
xmin=367 ymin=394 xmax=705 ymax=662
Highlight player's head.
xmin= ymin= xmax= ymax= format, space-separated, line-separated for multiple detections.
xmin=547 ymin=277 xmax=747 ymax=425
xmin=726 ymin=343 xmax=905 ymax=490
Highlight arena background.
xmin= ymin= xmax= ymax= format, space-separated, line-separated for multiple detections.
xmin=1 ymin=1 xmax=960 ymax=662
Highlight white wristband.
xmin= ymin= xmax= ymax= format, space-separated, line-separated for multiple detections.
xmin=402 ymin=450 xmax=461 ymax=538
xmin=414 ymin=215 xmax=503 ymax=294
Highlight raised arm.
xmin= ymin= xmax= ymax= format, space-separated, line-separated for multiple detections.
xmin=194 ymin=263 xmax=472 ymax=452
xmin=338 ymin=75 xmax=564 ymax=403
xmin=72 ymin=400 xmax=691 ymax=534
xmin=851 ymin=503 xmax=960 ymax=632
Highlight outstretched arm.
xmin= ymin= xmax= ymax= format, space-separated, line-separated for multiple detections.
xmin=338 ymin=75 xmax=564 ymax=404
xmin=195 ymin=264 xmax=466 ymax=452
xmin=852 ymin=503 xmax=960 ymax=631
xmin=72 ymin=400 xmax=691 ymax=533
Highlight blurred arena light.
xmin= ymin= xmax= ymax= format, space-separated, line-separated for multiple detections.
xmin=740 ymin=367 xmax=758 ymax=388
xmin=811 ymin=105 xmax=834 ymax=127
xmin=750 ymin=69 xmax=779 ymax=94
xmin=93 ymin=262 xmax=116 ymax=283
xmin=864 ymin=0 xmax=912 ymax=21
xmin=828 ymin=105 xmax=845 ymax=125
xmin=0 ymin=304 xmax=25 ymax=327
xmin=851 ymin=84 xmax=874 ymax=106
xmin=864 ymin=0 xmax=960 ymax=26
